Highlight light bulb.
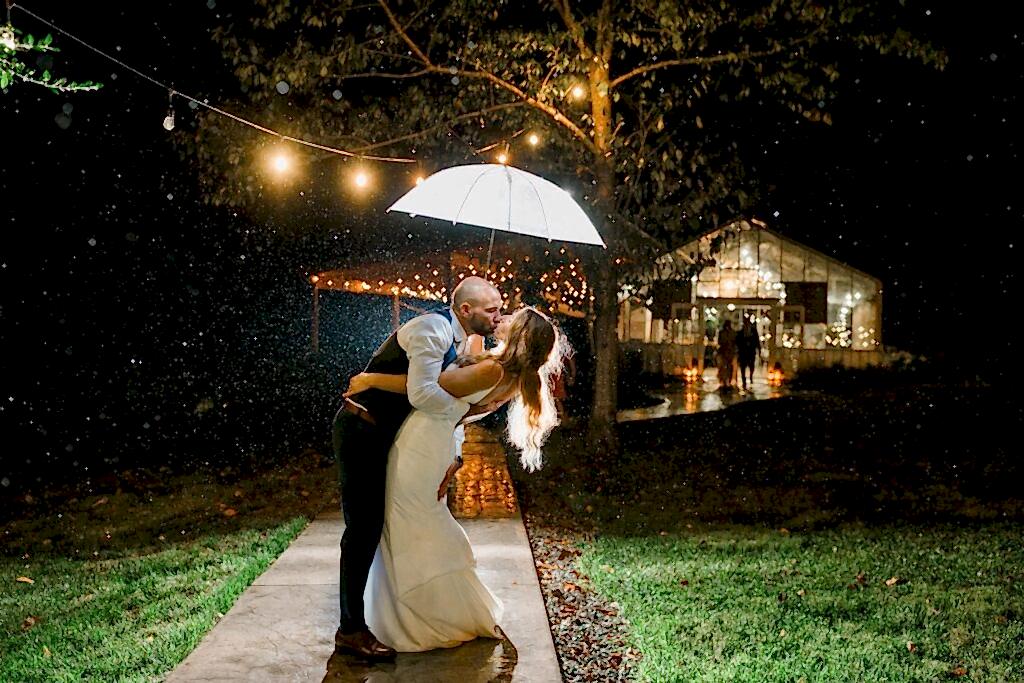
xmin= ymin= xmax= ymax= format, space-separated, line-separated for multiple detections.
xmin=528 ymin=133 xmax=539 ymax=146
xmin=162 ymin=113 xmax=175 ymax=131
xmin=496 ymin=152 xmax=508 ymax=164
xmin=571 ymin=84 xmax=586 ymax=100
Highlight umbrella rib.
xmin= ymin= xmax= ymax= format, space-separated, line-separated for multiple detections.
xmin=454 ymin=166 xmax=498 ymax=225
xmin=520 ymin=174 xmax=552 ymax=240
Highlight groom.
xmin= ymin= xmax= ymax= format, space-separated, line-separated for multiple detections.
xmin=332 ymin=275 xmax=504 ymax=659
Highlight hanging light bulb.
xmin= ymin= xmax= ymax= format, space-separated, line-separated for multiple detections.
xmin=528 ymin=132 xmax=540 ymax=146
xmin=571 ymin=84 xmax=586 ymax=100
xmin=496 ymin=151 xmax=508 ymax=164
xmin=162 ymin=90 xmax=175 ymax=131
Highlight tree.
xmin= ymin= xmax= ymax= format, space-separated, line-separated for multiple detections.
xmin=0 ymin=24 xmax=101 ymax=93
xmin=198 ymin=0 xmax=942 ymax=452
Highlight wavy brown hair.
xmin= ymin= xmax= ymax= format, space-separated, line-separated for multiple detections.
xmin=461 ymin=306 xmax=569 ymax=471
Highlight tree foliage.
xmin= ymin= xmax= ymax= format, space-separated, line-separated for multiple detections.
xmin=0 ymin=24 xmax=101 ymax=93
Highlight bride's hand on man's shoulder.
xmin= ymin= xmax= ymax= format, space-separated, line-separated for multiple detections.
xmin=343 ymin=372 xmax=371 ymax=397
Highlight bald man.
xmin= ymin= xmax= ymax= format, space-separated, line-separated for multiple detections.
xmin=331 ymin=276 xmax=503 ymax=659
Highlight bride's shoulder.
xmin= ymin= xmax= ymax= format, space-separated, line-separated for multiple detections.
xmin=471 ymin=358 xmax=504 ymax=383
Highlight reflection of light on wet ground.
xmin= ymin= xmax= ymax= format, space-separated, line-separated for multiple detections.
xmin=617 ymin=368 xmax=789 ymax=422
xmin=448 ymin=426 xmax=519 ymax=519
xmin=323 ymin=634 xmax=518 ymax=682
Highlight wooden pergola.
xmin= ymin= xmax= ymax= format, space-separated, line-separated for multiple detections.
xmin=308 ymin=250 xmax=590 ymax=352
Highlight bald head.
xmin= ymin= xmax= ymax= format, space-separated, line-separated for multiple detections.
xmin=452 ymin=276 xmax=503 ymax=336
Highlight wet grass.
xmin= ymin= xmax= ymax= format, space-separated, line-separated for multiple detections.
xmin=516 ymin=378 xmax=1022 ymax=681
xmin=1 ymin=452 xmax=337 ymax=682
xmin=579 ymin=525 xmax=1023 ymax=682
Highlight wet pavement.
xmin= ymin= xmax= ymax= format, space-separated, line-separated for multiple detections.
xmin=448 ymin=425 xmax=519 ymax=519
xmin=617 ymin=368 xmax=789 ymax=422
xmin=167 ymin=426 xmax=559 ymax=683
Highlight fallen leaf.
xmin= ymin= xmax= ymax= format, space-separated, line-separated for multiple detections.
xmin=16 ymin=576 xmax=34 ymax=584
xmin=92 ymin=497 xmax=108 ymax=507
xmin=950 ymin=666 xmax=967 ymax=677
xmin=797 ymin=589 xmax=806 ymax=597
xmin=779 ymin=528 xmax=790 ymax=534
xmin=222 ymin=508 xmax=237 ymax=517
xmin=43 ymin=646 xmax=52 ymax=657
xmin=21 ymin=615 xmax=41 ymax=631
xmin=906 ymin=641 xmax=917 ymax=653
xmin=856 ymin=571 xmax=867 ymax=584
xmin=885 ymin=576 xmax=902 ymax=587
xmin=679 ymin=579 xmax=689 ymax=587
xmin=563 ymin=582 xmax=579 ymax=592
xmin=233 ymin=489 xmax=244 ymax=498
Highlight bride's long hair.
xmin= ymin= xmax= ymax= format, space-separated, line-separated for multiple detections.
xmin=462 ymin=306 xmax=570 ymax=471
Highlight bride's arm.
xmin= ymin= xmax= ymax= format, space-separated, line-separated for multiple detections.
xmin=439 ymin=360 xmax=503 ymax=398
xmin=343 ymin=372 xmax=407 ymax=397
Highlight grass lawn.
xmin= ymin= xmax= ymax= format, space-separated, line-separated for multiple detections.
xmin=1 ymin=453 xmax=337 ymax=682
xmin=516 ymin=376 xmax=1023 ymax=681
xmin=579 ymin=525 xmax=1023 ymax=682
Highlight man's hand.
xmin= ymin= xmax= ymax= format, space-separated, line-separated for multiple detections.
xmin=343 ymin=372 xmax=372 ymax=398
xmin=437 ymin=456 xmax=464 ymax=501
xmin=459 ymin=398 xmax=509 ymax=424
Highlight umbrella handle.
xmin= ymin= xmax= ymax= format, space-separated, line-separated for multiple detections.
xmin=485 ymin=228 xmax=495 ymax=274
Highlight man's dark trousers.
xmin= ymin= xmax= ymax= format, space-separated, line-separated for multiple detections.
xmin=333 ymin=408 xmax=396 ymax=634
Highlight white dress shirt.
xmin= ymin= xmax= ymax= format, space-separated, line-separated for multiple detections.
xmin=396 ymin=309 xmax=470 ymax=422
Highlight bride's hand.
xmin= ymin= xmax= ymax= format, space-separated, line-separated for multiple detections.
xmin=343 ymin=372 xmax=373 ymax=398
xmin=437 ymin=456 xmax=464 ymax=501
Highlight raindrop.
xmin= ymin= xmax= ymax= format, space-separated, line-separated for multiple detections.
xmin=54 ymin=113 xmax=72 ymax=130
xmin=990 ymin=53 xmax=998 ymax=62
xmin=207 ymin=0 xmax=216 ymax=7
xmin=467 ymin=41 xmax=476 ymax=49
xmin=188 ymin=100 xmax=199 ymax=110
xmin=62 ymin=102 xmax=73 ymax=115
xmin=451 ymin=76 xmax=460 ymax=85
xmin=332 ymin=89 xmax=343 ymax=100
xmin=0 ymin=478 xmax=8 ymax=487
xmin=87 ymin=238 xmax=97 ymax=247
xmin=276 ymin=80 xmax=290 ymax=94
xmin=167 ymin=193 xmax=174 ymax=200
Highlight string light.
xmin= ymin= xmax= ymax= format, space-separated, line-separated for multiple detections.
xmin=528 ymin=133 xmax=540 ymax=146
xmin=571 ymin=84 xmax=586 ymax=100
xmin=496 ymin=151 xmax=508 ymax=164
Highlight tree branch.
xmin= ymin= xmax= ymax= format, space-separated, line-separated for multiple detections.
xmin=376 ymin=0 xmax=434 ymax=66
xmin=376 ymin=0 xmax=599 ymax=156
xmin=609 ymin=34 xmax=818 ymax=90
xmin=551 ymin=0 xmax=592 ymax=59
xmin=351 ymin=102 xmax=527 ymax=153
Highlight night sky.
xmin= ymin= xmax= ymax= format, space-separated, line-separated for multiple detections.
xmin=1 ymin=3 xmax=1020 ymax=482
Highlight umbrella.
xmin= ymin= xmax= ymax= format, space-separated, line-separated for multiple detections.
xmin=387 ymin=164 xmax=605 ymax=267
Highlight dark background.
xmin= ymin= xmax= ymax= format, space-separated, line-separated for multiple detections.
xmin=1 ymin=2 xmax=1019 ymax=492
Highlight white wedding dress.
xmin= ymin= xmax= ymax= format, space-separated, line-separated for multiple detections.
xmin=364 ymin=384 xmax=503 ymax=652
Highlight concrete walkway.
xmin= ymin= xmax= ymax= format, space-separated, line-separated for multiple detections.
xmin=167 ymin=509 xmax=560 ymax=682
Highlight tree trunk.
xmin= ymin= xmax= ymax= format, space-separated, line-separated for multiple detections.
xmin=587 ymin=257 xmax=620 ymax=453
xmin=584 ymin=21 xmax=620 ymax=453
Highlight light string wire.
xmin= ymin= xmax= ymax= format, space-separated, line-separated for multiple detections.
xmin=9 ymin=2 xmax=416 ymax=163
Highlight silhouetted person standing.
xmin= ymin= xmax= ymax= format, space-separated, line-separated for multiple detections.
xmin=737 ymin=316 xmax=761 ymax=390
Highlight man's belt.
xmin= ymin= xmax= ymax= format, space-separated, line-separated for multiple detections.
xmin=342 ymin=398 xmax=376 ymax=426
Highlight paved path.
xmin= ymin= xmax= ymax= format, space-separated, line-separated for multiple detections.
xmin=617 ymin=367 xmax=791 ymax=422
xmin=167 ymin=511 xmax=560 ymax=682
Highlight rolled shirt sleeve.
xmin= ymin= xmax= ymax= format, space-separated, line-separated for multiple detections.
xmin=397 ymin=314 xmax=471 ymax=421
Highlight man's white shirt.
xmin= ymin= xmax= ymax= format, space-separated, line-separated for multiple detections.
xmin=396 ymin=309 xmax=470 ymax=422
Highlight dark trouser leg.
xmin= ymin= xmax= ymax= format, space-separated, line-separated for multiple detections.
xmin=333 ymin=409 xmax=389 ymax=634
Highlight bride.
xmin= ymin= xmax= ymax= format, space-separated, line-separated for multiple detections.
xmin=343 ymin=305 xmax=566 ymax=652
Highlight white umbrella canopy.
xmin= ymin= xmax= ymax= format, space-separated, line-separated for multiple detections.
xmin=387 ymin=164 xmax=606 ymax=248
